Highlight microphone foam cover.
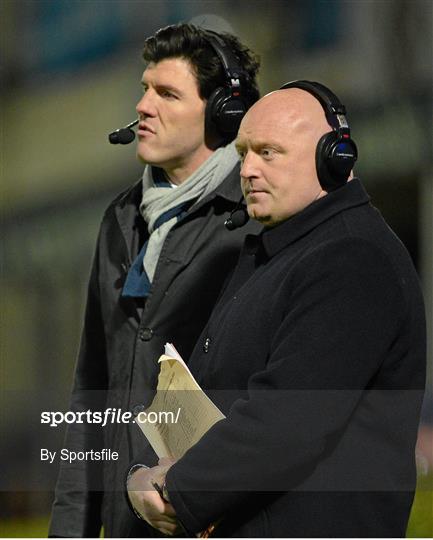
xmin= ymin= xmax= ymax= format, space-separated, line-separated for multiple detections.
xmin=109 ymin=128 xmax=135 ymax=145
xmin=225 ymin=209 xmax=249 ymax=230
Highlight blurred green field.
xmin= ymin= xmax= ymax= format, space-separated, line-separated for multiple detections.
xmin=0 ymin=517 xmax=48 ymax=538
xmin=0 ymin=517 xmax=104 ymax=538
xmin=1 ymin=478 xmax=431 ymax=538
xmin=406 ymin=474 xmax=433 ymax=537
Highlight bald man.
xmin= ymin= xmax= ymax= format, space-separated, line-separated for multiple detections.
xmin=126 ymin=84 xmax=426 ymax=537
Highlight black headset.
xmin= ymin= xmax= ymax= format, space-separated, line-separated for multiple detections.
xmin=204 ymin=31 xmax=248 ymax=137
xmin=280 ymin=80 xmax=358 ymax=192
xmin=109 ymin=31 xmax=248 ymax=145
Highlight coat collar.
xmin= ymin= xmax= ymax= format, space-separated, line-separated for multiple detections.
xmin=253 ymin=178 xmax=370 ymax=260
xmin=112 ymin=164 xmax=242 ymax=262
xmin=188 ymin=162 xmax=242 ymax=212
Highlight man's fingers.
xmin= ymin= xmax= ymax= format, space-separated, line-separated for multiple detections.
xmin=163 ymin=502 xmax=177 ymax=518
xmin=157 ymin=526 xmax=174 ymax=536
xmin=129 ymin=489 xmax=165 ymax=514
xmin=153 ymin=519 xmax=181 ymax=536
xmin=152 ymin=511 xmax=177 ymax=525
xmin=127 ymin=464 xmax=179 ymax=531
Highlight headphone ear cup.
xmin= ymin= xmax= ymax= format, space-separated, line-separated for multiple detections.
xmin=316 ymin=132 xmax=338 ymax=191
xmin=316 ymin=132 xmax=358 ymax=191
xmin=205 ymin=86 xmax=225 ymax=135
xmin=205 ymin=86 xmax=247 ymax=136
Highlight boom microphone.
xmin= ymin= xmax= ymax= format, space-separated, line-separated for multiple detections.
xmin=108 ymin=119 xmax=139 ymax=144
xmin=224 ymin=196 xmax=250 ymax=230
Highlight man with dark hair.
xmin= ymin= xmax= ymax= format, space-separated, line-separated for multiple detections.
xmin=127 ymin=86 xmax=425 ymax=537
xmin=49 ymin=23 xmax=260 ymax=538
xmin=141 ymin=24 xmax=260 ymax=150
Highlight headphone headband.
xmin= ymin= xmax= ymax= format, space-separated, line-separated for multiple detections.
xmin=280 ymin=80 xmax=349 ymax=132
xmin=204 ymin=31 xmax=244 ymax=80
xmin=279 ymin=79 xmax=358 ymax=191
xmin=202 ymin=30 xmax=248 ymax=137
xmin=281 ymin=80 xmax=345 ymax=112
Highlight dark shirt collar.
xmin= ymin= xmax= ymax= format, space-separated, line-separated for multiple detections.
xmin=257 ymin=178 xmax=370 ymax=259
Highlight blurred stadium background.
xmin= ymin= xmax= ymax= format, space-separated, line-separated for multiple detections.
xmin=1 ymin=0 xmax=432 ymax=536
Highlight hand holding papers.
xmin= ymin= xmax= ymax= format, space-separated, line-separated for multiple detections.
xmin=135 ymin=343 xmax=225 ymax=459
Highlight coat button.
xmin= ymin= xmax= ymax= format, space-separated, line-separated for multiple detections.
xmin=203 ymin=337 xmax=211 ymax=353
xmin=132 ymin=404 xmax=145 ymax=417
xmin=139 ymin=327 xmax=153 ymax=341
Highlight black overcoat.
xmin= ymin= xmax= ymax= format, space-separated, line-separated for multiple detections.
xmin=134 ymin=179 xmax=425 ymax=537
xmin=49 ymin=165 xmax=261 ymax=537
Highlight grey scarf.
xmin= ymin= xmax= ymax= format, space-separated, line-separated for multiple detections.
xmin=140 ymin=141 xmax=238 ymax=282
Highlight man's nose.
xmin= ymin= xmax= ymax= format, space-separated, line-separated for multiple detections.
xmin=240 ymin=152 xmax=260 ymax=180
xmin=136 ymin=90 xmax=157 ymax=117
